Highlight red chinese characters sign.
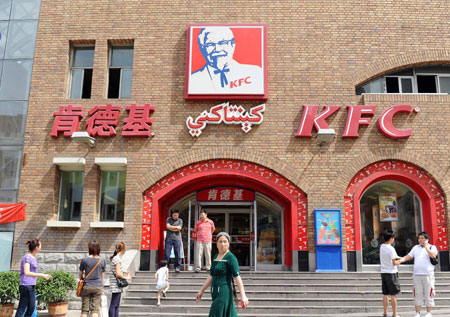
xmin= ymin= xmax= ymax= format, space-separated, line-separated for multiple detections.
xmin=197 ymin=187 xmax=255 ymax=202
xmin=0 ymin=204 xmax=26 ymax=224
xmin=51 ymin=104 xmax=155 ymax=138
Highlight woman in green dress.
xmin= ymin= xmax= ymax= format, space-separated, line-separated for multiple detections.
xmin=196 ymin=232 xmax=249 ymax=317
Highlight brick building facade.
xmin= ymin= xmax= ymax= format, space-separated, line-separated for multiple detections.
xmin=8 ymin=0 xmax=450 ymax=272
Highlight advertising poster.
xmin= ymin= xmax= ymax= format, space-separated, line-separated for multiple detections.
xmin=185 ymin=24 xmax=267 ymax=100
xmin=379 ymin=193 xmax=398 ymax=222
xmin=315 ymin=209 xmax=342 ymax=246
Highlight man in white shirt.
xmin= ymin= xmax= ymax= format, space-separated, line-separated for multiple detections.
xmin=398 ymin=232 xmax=438 ymax=317
xmin=380 ymin=231 xmax=401 ymax=317
xmin=189 ymin=27 xmax=264 ymax=95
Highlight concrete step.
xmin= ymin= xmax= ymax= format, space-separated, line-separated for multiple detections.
xmin=126 ymin=281 xmax=450 ymax=291
xmin=122 ymin=296 xmax=450 ymax=306
xmin=124 ymin=289 xmax=450 ymax=299
xmin=119 ymin=303 xmax=450 ymax=314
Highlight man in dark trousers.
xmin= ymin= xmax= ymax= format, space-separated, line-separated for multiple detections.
xmin=164 ymin=210 xmax=183 ymax=272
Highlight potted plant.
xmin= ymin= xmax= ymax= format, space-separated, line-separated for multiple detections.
xmin=36 ymin=271 xmax=77 ymax=317
xmin=0 ymin=271 xmax=20 ymax=317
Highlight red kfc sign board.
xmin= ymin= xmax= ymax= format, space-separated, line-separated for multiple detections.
xmin=296 ymin=105 xmax=419 ymax=139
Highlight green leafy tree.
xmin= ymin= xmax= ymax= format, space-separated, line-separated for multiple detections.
xmin=0 ymin=271 xmax=20 ymax=304
xmin=36 ymin=271 xmax=77 ymax=304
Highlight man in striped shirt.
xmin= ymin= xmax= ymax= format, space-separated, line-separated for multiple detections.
xmin=194 ymin=210 xmax=215 ymax=272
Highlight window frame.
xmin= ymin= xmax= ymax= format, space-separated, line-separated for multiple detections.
xmin=384 ymin=76 xmax=415 ymax=94
xmin=107 ymin=45 xmax=133 ymax=99
xmin=68 ymin=46 xmax=95 ymax=99
xmin=57 ymin=170 xmax=84 ymax=221
xmin=357 ymin=66 xmax=450 ymax=95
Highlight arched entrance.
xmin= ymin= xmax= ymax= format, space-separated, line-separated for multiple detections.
xmin=140 ymin=159 xmax=307 ymax=271
xmin=345 ymin=160 xmax=448 ymax=271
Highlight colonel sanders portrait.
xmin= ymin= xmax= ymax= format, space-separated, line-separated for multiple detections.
xmin=188 ymin=27 xmax=264 ymax=95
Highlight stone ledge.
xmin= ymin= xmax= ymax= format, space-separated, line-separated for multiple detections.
xmin=90 ymin=222 xmax=124 ymax=228
xmin=47 ymin=221 xmax=81 ymax=228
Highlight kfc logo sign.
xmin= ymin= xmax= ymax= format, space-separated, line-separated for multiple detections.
xmin=296 ymin=105 xmax=419 ymax=139
xmin=51 ymin=104 xmax=155 ymax=138
xmin=185 ymin=24 xmax=267 ymax=100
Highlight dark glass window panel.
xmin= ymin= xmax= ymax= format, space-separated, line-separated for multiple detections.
xmin=5 ymin=21 xmax=38 ymax=59
xmin=439 ymin=77 xmax=450 ymax=94
xmin=11 ymin=0 xmax=41 ymax=20
xmin=0 ymin=101 xmax=27 ymax=145
xmin=401 ymin=78 xmax=413 ymax=93
xmin=72 ymin=47 xmax=94 ymax=67
xmin=386 ymin=77 xmax=399 ymax=93
xmin=0 ymin=0 xmax=12 ymax=20
xmin=417 ymin=75 xmax=437 ymax=93
xmin=0 ymin=231 xmax=13 ymax=271
xmin=110 ymin=46 xmax=133 ymax=67
xmin=120 ymin=69 xmax=132 ymax=98
xmin=100 ymin=171 xmax=126 ymax=221
xmin=81 ymin=68 xmax=92 ymax=99
xmin=0 ymin=146 xmax=21 ymax=189
xmin=0 ymin=22 xmax=8 ymax=59
xmin=0 ymin=59 xmax=33 ymax=100
xmin=58 ymin=171 xmax=84 ymax=221
xmin=108 ymin=68 xmax=121 ymax=98
xmin=0 ymin=189 xmax=17 ymax=202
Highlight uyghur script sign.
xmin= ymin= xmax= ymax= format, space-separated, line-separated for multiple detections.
xmin=186 ymin=102 xmax=265 ymax=137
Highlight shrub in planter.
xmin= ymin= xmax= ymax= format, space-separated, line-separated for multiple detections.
xmin=36 ymin=271 xmax=77 ymax=304
xmin=0 ymin=271 xmax=20 ymax=317
xmin=0 ymin=271 xmax=20 ymax=304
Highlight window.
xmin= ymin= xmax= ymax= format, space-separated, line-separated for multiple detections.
xmin=359 ymin=181 xmax=422 ymax=265
xmin=107 ymin=46 xmax=133 ymax=99
xmin=69 ymin=47 xmax=94 ymax=99
xmin=58 ymin=171 xmax=84 ymax=221
xmin=356 ymin=65 xmax=450 ymax=95
xmin=99 ymin=171 xmax=126 ymax=221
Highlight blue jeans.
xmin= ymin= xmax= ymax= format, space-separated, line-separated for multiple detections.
xmin=164 ymin=239 xmax=181 ymax=269
xmin=108 ymin=292 xmax=121 ymax=317
xmin=15 ymin=285 xmax=35 ymax=317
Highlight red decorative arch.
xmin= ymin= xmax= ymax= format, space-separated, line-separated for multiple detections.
xmin=141 ymin=159 xmax=307 ymax=267
xmin=345 ymin=160 xmax=447 ymax=252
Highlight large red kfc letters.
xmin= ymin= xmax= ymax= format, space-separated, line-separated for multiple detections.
xmin=296 ymin=105 xmax=418 ymax=139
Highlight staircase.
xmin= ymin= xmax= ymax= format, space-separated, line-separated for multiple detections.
xmin=119 ymin=271 xmax=450 ymax=316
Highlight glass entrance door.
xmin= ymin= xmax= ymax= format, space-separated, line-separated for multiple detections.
xmin=206 ymin=208 xmax=252 ymax=269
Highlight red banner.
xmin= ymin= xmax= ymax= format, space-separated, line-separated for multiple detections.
xmin=0 ymin=204 xmax=26 ymax=224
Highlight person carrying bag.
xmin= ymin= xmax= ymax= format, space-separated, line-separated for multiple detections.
xmin=79 ymin=241 xmax=106 ymax=317
xmin=77 ymin=258 xmax=101 ymax=297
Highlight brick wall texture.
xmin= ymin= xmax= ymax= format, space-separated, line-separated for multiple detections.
xmin=13 ymin=0 xmax=450 ymax=267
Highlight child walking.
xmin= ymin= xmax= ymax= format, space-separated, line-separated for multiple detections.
xmin=155 ymin=260 xmax=170 ymax=306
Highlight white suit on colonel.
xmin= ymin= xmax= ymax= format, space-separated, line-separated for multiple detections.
xmin=189 ymin=60 xmax=263 ymax=94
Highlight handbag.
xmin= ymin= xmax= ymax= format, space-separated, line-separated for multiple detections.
xmin=429 ymin=246 xmax=439 ymax=265
xmin=77 ymin=258 xmax=102 ymax=297
xmin=113 ymin=270 xmax=129 ymax=288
